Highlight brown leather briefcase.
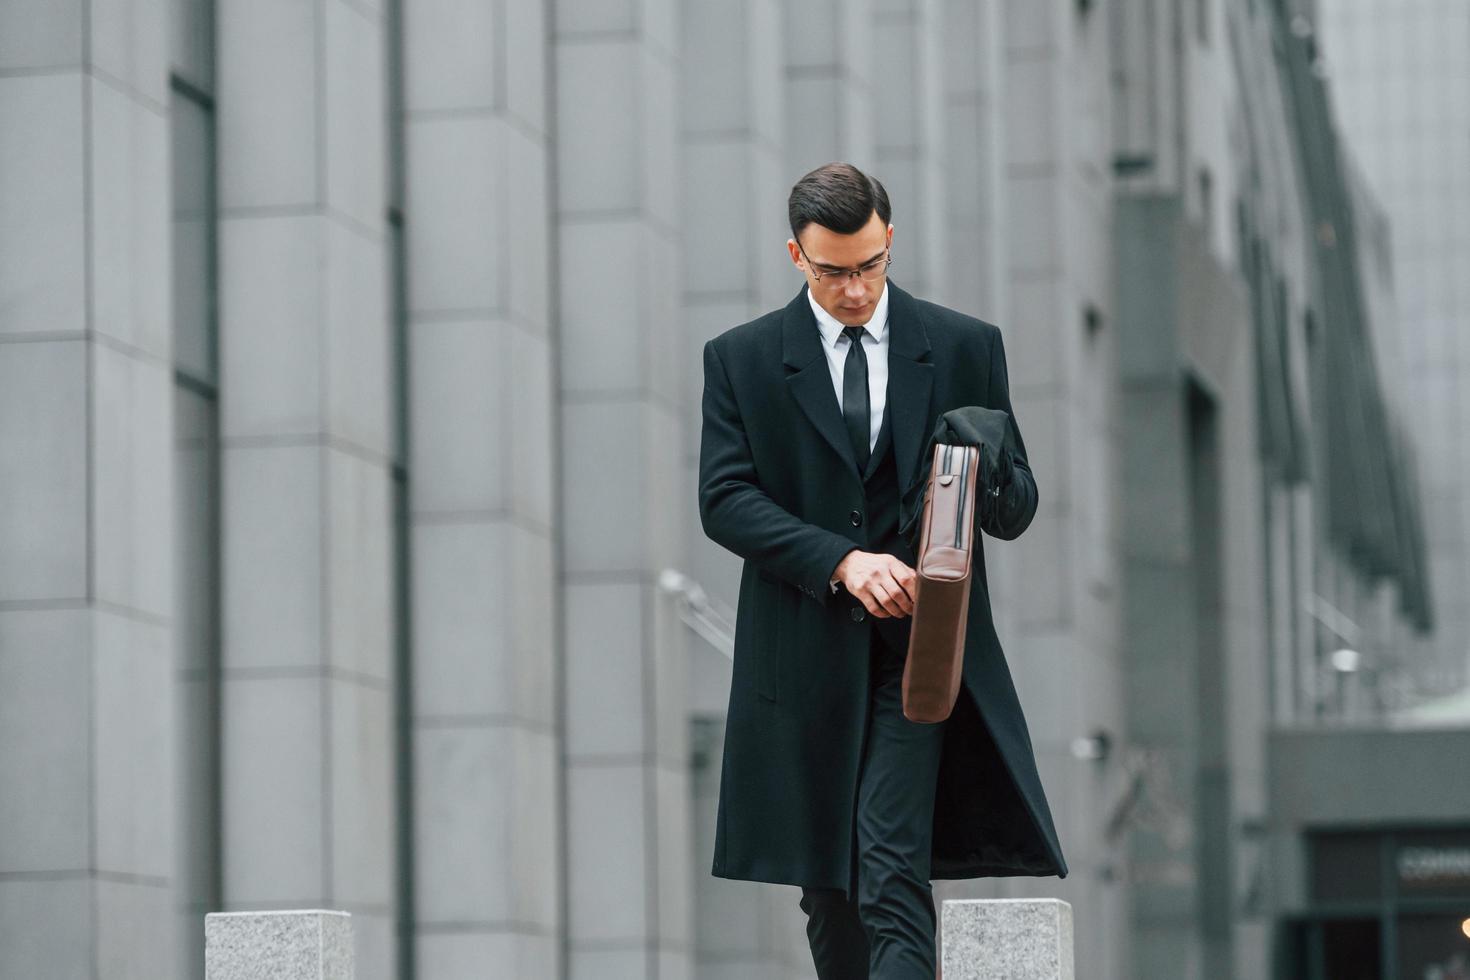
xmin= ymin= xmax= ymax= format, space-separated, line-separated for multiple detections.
xmin=901 ymin=442 xmax=979 ymax=723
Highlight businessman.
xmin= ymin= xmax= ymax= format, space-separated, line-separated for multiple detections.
xmin=697 ymin=163 xmax=1068 ymax=978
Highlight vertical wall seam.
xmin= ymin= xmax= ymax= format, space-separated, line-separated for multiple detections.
xmin=632 ymin=5 xmax=661 ymax=970
xmin=82 ymin=0 xmax=98 ymax=975
xmin=384 ymin=0 xmax=415 ymax=970
xmin=545 ymin=0 xmax=571 ymax=973
xmin=204 ymin=0 xmax=228 ymax=931
xmin=315 ymin=0 xmax=335 ymax=907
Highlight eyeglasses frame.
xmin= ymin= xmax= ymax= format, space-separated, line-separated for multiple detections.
xmin=795 ymin=238 xmax=893 ymax=286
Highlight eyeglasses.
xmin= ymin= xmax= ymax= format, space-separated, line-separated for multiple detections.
xmin=797 ymin=241 xmax=893 ymax=286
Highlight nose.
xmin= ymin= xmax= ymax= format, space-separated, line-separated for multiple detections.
xmin=843 ymin=276 xmax=866 ymax=301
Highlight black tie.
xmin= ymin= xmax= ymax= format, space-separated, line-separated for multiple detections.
xmin=841 ymin=325 xmax=870 ymax=473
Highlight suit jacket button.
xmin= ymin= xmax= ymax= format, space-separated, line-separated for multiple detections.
xmin=849 ymin=510 xmax=862 ymax=526
xmin=850 ymin=606 xmax=865 ymax=622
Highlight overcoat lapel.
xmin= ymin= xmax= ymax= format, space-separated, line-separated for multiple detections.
xmin=782 ymin=280 xmax=934 ymax=491
xmin=781 ymin=302 xmax=858 ymax=477
xmin=885 ymin=284 xmax=935 ymax=496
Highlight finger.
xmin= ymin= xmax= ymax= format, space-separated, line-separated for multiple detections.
xmin=887 ymin=564 xmax=911 ymax=602
xmin=861 ymin=584 xmax=891 ymax=618
xmin=875 ymin=580 xmax=907 ymax=618
xmin=887 ymin=567 xmax=917 ymax=609
xmin=890 ymin=578 xmax=915 ymax=610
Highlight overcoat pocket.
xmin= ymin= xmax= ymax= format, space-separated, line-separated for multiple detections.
xmin=754 ymin=569 xmax=790 ymax=702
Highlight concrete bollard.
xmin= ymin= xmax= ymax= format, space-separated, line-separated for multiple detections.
xmin=205 ymin=910 xmax=353 ymax=980
xmin=941 ymin=898 xmax=1074 ymax=979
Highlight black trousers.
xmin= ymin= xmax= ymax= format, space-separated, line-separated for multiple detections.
xmin=800 ymin=625 xmax=947 ymax=979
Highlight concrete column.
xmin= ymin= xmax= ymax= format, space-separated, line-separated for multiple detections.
xmin=399 ymin=0 xmax=561 ymax=975
xmin=0 ymin=1 xmax=179 ymax=977
xmin=679 ymin=0 xmax=788 ymax=703
xmin=213 ymin=1 xmax=397 ymax=976
xmin=988 ymin=0 xmax=1121 ymax=974
xmin=783 ymin=0 xmax=878 ymax=173
xmin=938 ymin=0 xmax=1006 ymax=319
xmin=873 ymin=0 xmax=945 ymax=301
xmin=680 ymin=5 xmax=825 ymax=974
xmin=1116 ymin=197 xmax=1254 ymax=980
xmin=554 ymin=1 xmax=693 ymax=976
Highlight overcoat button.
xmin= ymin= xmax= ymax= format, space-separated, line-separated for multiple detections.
xmin=849 ymin=510 xmax=862 ymax=526
xmin=850 ymin=606 xmax=865 ymax=622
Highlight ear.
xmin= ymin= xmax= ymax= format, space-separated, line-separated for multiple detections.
xmin=786 ymin=238 xmax=803 ymax=268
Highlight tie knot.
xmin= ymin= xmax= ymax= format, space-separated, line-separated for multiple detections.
xmin=843 ymin=325 xmax=865 ymax=344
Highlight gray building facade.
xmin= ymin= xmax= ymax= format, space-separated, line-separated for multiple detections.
xmin=1316 ymin=0 xmax=1470 ymax=707
xmin=0 ymin=2 xmax=1447 ymax=980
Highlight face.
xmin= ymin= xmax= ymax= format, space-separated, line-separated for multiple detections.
xmin=787 ymin=210 xmax=893 ymax=326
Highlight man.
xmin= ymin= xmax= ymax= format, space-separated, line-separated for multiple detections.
xmin=698 ymin=163 xmax=1068 ymax=978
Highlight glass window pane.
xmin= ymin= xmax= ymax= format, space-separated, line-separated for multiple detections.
xmin=1396 ymin=913 xmax=1470 ymax=979
xmin=1312 ymin=831 xmax=1384 ymax=903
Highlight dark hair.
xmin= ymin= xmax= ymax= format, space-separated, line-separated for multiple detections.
xmin=787 ymin=162 xmax=891 ymax=243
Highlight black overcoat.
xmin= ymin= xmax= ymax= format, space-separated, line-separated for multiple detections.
xmin=697 ymin=279 xmax=1069 ymax=892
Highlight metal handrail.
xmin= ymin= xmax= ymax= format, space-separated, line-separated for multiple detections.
xmin=658 ymin=569 xmax=735 ymax=659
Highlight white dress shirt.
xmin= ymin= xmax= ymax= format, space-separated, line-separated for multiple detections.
xmin=807 ymin=281 xmax=890 ymax=593
xmin=807 ymin=280 xmax=890 ymax=455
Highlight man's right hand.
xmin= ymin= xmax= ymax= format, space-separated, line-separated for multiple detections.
xmin=833 ymin=550 xmax=916 ymax=618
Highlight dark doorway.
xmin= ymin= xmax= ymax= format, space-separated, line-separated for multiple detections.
xmin=1280 ymin=917 xmax=1384 ymax=980
xmin=1322 ymin=918 xmax=1385 ymax=980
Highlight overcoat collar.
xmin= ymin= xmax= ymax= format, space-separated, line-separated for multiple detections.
xmin=782 ymin=279 xmax=934 ymax=493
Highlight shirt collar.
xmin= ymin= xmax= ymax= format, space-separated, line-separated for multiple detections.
xmin=807 ymin=280 xmax=890 ymax=350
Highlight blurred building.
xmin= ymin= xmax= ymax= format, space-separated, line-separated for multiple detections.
xmin=1265 ymin=3 xmax=1470 ymax=978
xmin=0 ymin=3 xmax=1455 ymax=980
xmin=1314 ymin=0 xmax=1470 ymax=704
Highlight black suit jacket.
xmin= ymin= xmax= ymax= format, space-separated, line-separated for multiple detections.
xmin=698 ymin=279 xmax=1068 ymax=889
